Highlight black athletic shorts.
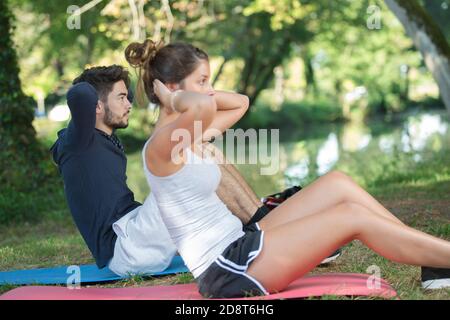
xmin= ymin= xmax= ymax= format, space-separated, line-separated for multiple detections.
xmin=246 ymin=204 xmax=271 ymax=226
xmin=246 ymin=185 xmax=302 ymax=226
xmin=196 ymin=221 xmax=268 ymax=298
xmin=196 ymin=186 xmax=301 ymax=298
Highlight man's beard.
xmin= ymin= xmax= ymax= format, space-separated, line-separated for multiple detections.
xmin=104 ymin=103 xmax=129 ymax=130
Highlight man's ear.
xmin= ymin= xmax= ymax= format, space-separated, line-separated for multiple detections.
xmin=95 ymin=100 xmax=104 ymax=115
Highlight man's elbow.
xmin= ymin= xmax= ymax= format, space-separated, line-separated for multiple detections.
xmin=67 ymin=82 xmax=99 ymax=108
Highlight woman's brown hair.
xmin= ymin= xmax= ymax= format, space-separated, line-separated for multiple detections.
xmin=124 ymin=39 xmax=208 ymax=106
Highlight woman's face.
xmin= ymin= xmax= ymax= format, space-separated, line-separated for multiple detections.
xmin=178 ymin=59 xmax=215 ymax=96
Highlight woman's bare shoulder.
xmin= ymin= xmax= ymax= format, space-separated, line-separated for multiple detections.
xmin=145 ymin=132 xmax=186 ymax=177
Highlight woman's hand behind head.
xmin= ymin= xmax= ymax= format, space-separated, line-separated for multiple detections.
xmin=153 ymin=79 xmax=171 ymax=108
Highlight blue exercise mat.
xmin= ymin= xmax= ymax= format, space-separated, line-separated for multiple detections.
xmin=0 ymin=255 xmax=188 ymax=285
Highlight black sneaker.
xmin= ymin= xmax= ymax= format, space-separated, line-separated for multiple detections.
xmin=320 ymin=248 xmax=342 ymax=265
xmin=262 ymin=186 xmax=303 ymax=210
xmin=421 ymin=266 xmax=450 ymax=289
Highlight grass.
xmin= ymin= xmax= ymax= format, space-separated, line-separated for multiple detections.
xmin=0 ymin=119 xmax=449 ymax=299
xmin=0 ymin=177 xmax=449 ymax=299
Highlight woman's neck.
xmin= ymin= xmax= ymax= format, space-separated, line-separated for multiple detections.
xmin=154 ymin=107 xmax=179 ymax=131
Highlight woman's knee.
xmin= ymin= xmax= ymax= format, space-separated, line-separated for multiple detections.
xmin=324 ymin=170 xmax=354 ymax=192
xmin=335 ymin=201 xmax=375 ymax=230
xmin=327 ymin=170 xmax=356 ymax=189
xmin=328 ymin=170 xmax=354 ymax=181
xmin=325 ymin=170 xmax=361 ymax=200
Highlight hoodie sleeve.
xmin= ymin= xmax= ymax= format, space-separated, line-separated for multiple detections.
xmin=65 ymin=82 xmax=99 ymax=150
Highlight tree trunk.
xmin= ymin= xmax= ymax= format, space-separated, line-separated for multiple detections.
xmin=0 ymin=1 xmax=36 ymax=144
xmin=301 ymin=47 xmax=317 ymax=97
xmin=238 ymin=46 xmax=257 ymax=96
xmin=212 ymin=56 xmax=229 ymax=87
xmin=0 ymin=1 xmax=45 ymax=190
xmin=248 ymin=36 xmax=292 ymax=104
xmin=385 ymin=0 xmax=450 ymax=115
xmin=213 ymin=19 xmax=252 ymax=87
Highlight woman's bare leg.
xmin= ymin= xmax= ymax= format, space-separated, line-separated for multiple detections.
xmin=259 ymin=170 xmax=405 ymax=231
xmin=247 ymin=201 xmax=450 ymax=293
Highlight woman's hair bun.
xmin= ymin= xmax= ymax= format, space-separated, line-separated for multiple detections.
xmin=124 ymin=39 xmax=165 ymax=68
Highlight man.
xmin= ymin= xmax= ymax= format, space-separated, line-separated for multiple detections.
xmin=51 ymin=65 xmax=340 ymax=276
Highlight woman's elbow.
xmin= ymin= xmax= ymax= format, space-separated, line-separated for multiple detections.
xmin=237 ymin=95 xmax=250 ymax=116
xmin=194 ymin=95 xmax=217 ymax=122
xmin=198 ymin=95 xmax=217 ymax=114
xmin=241 ymin=95 xmax=250 ymax=110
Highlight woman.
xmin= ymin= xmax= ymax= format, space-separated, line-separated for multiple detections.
xmin=124 ymin=39 xmax=450 ymax=298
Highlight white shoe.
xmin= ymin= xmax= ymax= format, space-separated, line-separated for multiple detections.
xmin=320 ymin=249 xmax=342 ymax=265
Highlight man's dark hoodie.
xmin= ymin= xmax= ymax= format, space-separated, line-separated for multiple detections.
xmin=50 ymin=82 xmax=140 ymax=268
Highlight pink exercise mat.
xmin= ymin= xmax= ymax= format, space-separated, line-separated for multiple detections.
xmin=0 ymin=273 xmax=397 ymax=300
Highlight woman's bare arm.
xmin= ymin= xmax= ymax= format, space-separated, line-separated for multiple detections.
xmin=202 ymin=90 xmax=249 ymax=142
xmin=146 ymin=80 xmax=217 ymax=175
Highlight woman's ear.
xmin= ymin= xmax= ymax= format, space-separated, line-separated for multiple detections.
xmin=166 ymin=83 xmax=180 ymax=92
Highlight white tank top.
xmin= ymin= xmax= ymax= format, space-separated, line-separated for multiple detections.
xmin=142 ymin=139 xmax=245 ymax=278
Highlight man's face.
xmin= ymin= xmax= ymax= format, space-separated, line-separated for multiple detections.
xmin=101 ymin=80 xmax=132 ymax=130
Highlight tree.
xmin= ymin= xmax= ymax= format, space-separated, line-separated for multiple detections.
xmin=420 ymin=0 xmax=450 ymax=42
xmin=385 ymin=0 xmax=450 ymax=115
xmin=0 ymin=0 xmax=37 ymax=164
xmin=0 ymin=0 xmax=48 ymax=202
xmin=10 ymin=0 xmax=124 ymax=101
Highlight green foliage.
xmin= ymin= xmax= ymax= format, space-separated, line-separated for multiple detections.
xmin=0 ymin=0 xmax=59 ymax=224
xmin=243 ymin=0 xmax=311 ymax=30
xmin=308 ymin=0 xmax=421 ymax=114
xmin=238 ymin=96 xmax=344 ymax=130
xmin=0 ymin=168 xmax=66 ymax=225
xmin=8 ymin=0 xmax=449 ymax=116
xmin=0 ymin=1 xmax=35 ymax=139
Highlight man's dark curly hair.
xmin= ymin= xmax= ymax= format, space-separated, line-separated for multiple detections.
xmin=72 ymin=65 xmax=130 ymax=102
